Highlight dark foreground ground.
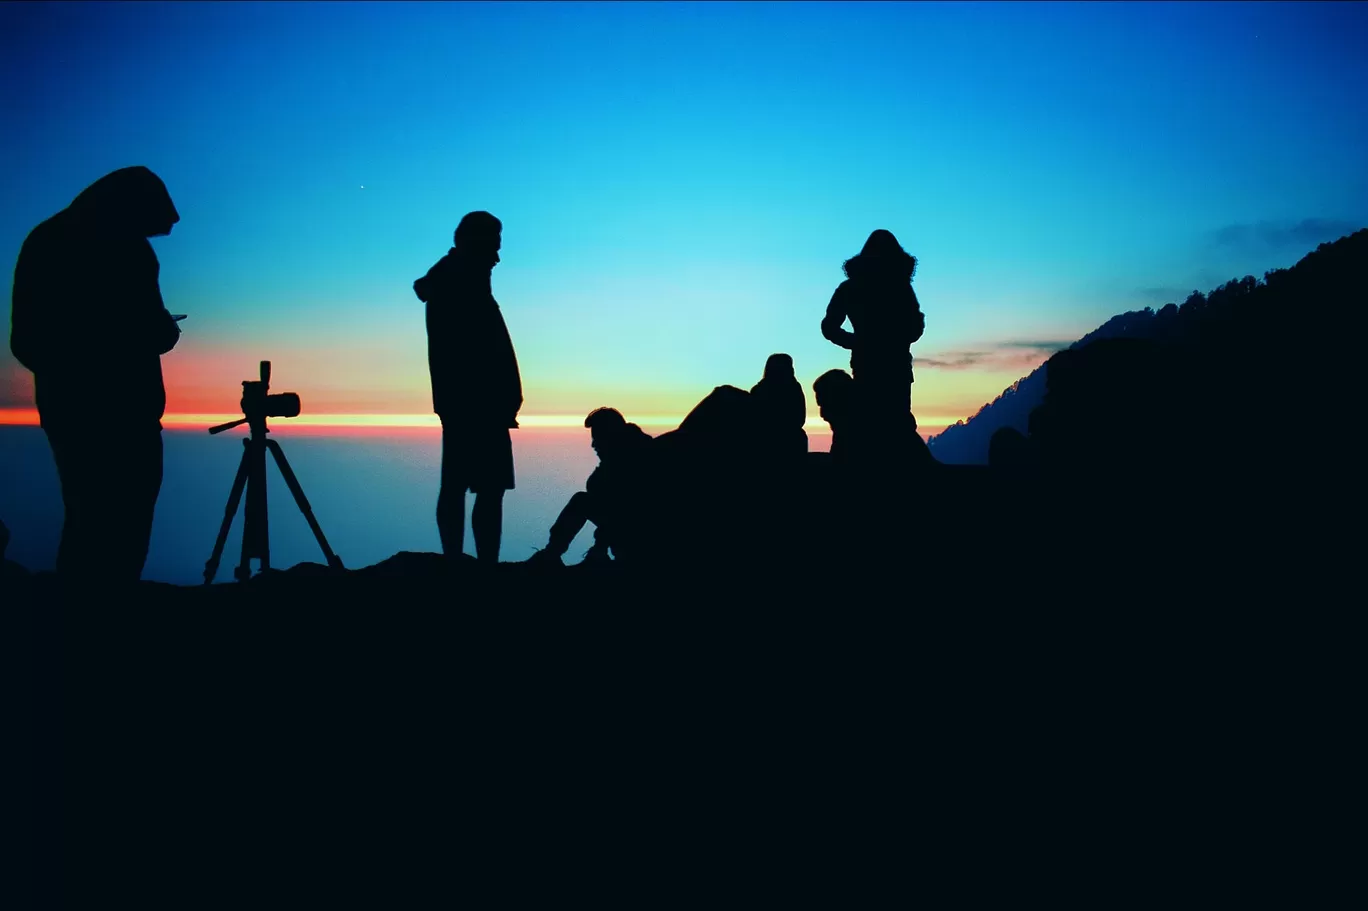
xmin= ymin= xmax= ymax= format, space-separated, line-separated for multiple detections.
xmin=4 ymin=467 xmax=1338 ymax=904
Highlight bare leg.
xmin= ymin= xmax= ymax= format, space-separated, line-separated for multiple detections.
xmin=471 ymin=489 xmax=505 ymax=565
xmin=437 ymin=422 xmax=466 ymax=557
xmin=437 ymin=487 xmax=465 ymax=558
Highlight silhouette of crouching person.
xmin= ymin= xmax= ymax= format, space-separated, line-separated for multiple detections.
xmin=415 ymin=211 xmax=523 ymax=564
xmin=10 ymin=166 xmax=183 ymax=585
xmin=531 ymin=408 xmax=654 ymax=566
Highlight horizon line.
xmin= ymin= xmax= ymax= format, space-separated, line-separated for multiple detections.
xmin=0 ymin=408 xmax=961 ymax=432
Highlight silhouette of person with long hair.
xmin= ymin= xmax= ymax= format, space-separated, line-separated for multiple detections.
xmin=10 ymin=166 xmax=182 ymax=584
xmin=529 ymin=407 xmax=654 ymax=567
xmin=821 ymin=230 xmax=925 ymax=423
xmin=414 ymin=211 xmax=522 ymax=565
xmin=750 ymin=353 xmax=808 ymax=457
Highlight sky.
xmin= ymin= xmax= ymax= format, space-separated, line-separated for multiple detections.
xmin=3 ymin=0 xmax=1366 ymax=436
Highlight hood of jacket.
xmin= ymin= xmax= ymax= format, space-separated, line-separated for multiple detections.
xmin=414 ymin=248 xmax=492 ymax=303
xmin=842 ymin=251 xmax=917 ymax=283
xmin=68 ymin=166 xmax=179 ymax=237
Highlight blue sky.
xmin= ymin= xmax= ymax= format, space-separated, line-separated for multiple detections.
xmin=3 ymin=0 xmax=1365 ymax=429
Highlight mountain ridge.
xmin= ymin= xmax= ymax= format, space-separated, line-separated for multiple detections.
xmin=926 ymin=228 xmax=1366 ymax=464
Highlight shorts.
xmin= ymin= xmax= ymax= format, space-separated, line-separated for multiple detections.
xmin=440 ymin=422 xmax=515 ymax=493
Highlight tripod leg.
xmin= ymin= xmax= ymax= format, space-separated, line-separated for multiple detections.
xmin=266 ymin=439 xmax=345 ymax=570
xmin=241 ymin=435 xmax=269 ymax=579
xmin=203 ymin=441 xmax=253 ymax=585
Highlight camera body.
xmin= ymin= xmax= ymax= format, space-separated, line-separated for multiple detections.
xmin=241 ymin=360 xmax=301 ymax=422
xmin=208 ymin=360 xmax=301 ymax=435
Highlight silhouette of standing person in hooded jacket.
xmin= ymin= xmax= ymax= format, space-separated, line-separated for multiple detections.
xmin=821 ymin=230 xmax=925 ymax=423
xmin=414 ymin=212 xmax=523 ymax=564
xmin=10 ymin=166 xmax=183 ymax=584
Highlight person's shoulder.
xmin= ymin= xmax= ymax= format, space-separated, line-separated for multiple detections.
xmin=415 ymin=255 xmax=458 ymax=302
xmin=19 ymin=212 xmax=67 ymax=251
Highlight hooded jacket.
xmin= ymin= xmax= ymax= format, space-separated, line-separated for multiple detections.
xmin=414 ymin=247 xmax=523 ymax=425
xmin=821 ymin=252 xmax=925 ymax=379
xmin=10 ymin=166 xmax=182 ymax=427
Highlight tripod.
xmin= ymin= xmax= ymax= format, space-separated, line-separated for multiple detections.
xmin=203 ymin=415 xmax=344 ymax=584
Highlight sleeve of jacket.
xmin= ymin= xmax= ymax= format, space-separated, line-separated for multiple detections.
xmin=9 ymin=230 xmax=51 ymax=373
xmin=788 ymin=381 xmax=808 ymax=430
xmin=102 ymin=239 xmax=179 ymax=357
xmin=140 ymin=247 xmax=180 ymax=355
xmin=821 ymin=281 xmax=857 ymax=349
xmin=909 ymin=286 xmax=926 ymax=345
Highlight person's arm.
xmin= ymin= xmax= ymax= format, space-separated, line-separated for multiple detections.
xmin=821 ymin=283 xmax=857 ymax=349
xmin=9 ymin=231 xmax=54 ymax=373
xmin=908 ymin=286 xmax=926 ymax=345
xmin=96 ymin=238 xmax=180 ymax=357
xmin=498 ymin=311 xmax=524 ymax=428
xmin=145 ymin=260 xmax=181 ymax=356
xmin=789 ymin=383 xmax=808 ymax=430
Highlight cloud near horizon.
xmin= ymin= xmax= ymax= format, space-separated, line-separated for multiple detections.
xmin=917 ymin=340 xmax=1070 ymax=372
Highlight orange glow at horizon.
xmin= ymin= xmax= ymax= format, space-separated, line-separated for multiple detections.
xmin=0 ymin=407 xmax=956 ymax=439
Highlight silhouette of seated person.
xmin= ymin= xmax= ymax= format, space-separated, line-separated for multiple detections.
xmin=813 ymin=368 xmax=931 ymax=483
xmin=811 ymin=369 xmax=866 ymax=471
xmin=750 ymin=353 xmax=809 ymax=457
xmin=821 ymin=229 xmax=925 ymax=423
xmin=652 ymin=384 xmax=769 ymax=479
xmin=414 ymin=211 xmax=523 ymax=565
xmin=530 ymin=408 xmax=654 ymax=566
xmin=9 ymin=166 xmax=183 ymax=584
xmin=644 ymin=384 xmax=780 ymax=563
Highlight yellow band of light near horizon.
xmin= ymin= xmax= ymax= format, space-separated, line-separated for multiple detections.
xmin=0 ymin=408 xmax=962 ymax=432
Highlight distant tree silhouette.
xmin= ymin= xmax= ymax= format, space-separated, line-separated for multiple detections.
xmin=1003 ymin=227 xmax=1366 ymax=568
xmin=930 ymin=228 xmax=1366 ymax=465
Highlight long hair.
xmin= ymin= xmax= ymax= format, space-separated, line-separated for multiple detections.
xmin=843 ymin=229 xmax=916 ymax=281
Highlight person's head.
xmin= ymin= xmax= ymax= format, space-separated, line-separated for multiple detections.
xmin=843 ymin=228 xmax=916 ymax=281
xmin=585 ymin=406 xmax=628 ymax=456
xmin=454 ymin=211 xmax=502 ymax=268
xmin=813 ymin=369 xmax=855 ymax=426
xmin=763 ymin=353 xmax=795 ymax=381
xmin=69 ymin=166 xmax=180 ymax=237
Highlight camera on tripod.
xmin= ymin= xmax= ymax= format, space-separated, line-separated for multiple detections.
xmin=203 ymin=360 xmax=343 ymax=584
xmin=209 ymin=360 xmax=301 ymax=435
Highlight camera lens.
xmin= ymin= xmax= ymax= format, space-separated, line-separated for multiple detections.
xmin=266 ymin=393 xmax=301 ymax=418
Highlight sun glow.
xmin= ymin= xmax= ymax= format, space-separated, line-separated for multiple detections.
xmin=0 ymin=408 xmax=969 ymax=439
